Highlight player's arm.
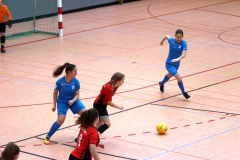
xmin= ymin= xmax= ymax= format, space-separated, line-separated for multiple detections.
xmin=68 ymin=90 xmax=79 ymax=106
xmin=5 ymin=6 xmax=12 ymax=28
xmin=6 ymin=7 xmax=12 ymax=20
xmin=90 ymin=144 xmax=100 ymax=160
xmin=52 ymin=90 xmax=58 ymax=111
xmin=171 ymin=50 xmax=187 ymax=62
xmin=107 ymin=101 xmax=123 ymax=110
xmin=72 ymin=90 xmax=79 ymax=102
xmin=160 ymin=35 xmax=170 ymax=45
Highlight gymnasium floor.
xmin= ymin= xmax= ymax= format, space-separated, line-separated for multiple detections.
xmin=1 ymin=0 xmax=240 ymax=159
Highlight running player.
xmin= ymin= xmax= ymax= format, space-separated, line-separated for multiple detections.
xmin=159 ymin=29 xmax=190 ymax=99
xmin=44 ymin=63 xmax=86 ymax=145
xmin=69 ymin=108 xmax=100 ymax=160
xmin=94 ymin=72 xmax=124 ymax=134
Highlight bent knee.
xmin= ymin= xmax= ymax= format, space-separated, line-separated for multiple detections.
xmin=105 ymin=123 xmax=111 ymax=128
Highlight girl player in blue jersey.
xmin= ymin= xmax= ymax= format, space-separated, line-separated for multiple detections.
xmin=159 ymin=29 xmax=190 ymax=99
xmin=44 ymin=63 xmax=86 ymax=145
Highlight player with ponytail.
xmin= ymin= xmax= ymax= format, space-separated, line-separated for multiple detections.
xmin=44 ymin=63 xmax=86 ymax=145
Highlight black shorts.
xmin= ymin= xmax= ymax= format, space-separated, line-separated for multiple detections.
xmin=0 ymin=22 xmax=6 ymax=33
xmin=93 ymin=103 xmax=108 ymax=116
xmin=69 ymin=154 xmax=91 ymax=160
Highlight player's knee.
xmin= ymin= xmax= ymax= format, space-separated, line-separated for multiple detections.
xmin=105 ymin=123 xmax=111 ymax=128
xmin=57 ymin=118 xmax=65 ymax=125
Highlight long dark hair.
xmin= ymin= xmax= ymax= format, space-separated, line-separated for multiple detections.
xmin=103 ymin=72 xmax=124 ymax=94
xmin=75 ymin=108 xmax=99 ymax=127
xmin=2 ymin=142 xmax=20 ymax=160
xmin=52 ymin=62 xmax=76 ymax=77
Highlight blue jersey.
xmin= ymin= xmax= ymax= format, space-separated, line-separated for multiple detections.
xmin=166 ymin=36 xmax=187 ymax=65
xmin=54 ymin=76 xmax=80 ymax=103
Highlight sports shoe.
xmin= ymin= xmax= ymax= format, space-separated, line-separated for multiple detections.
xmin=183 ymin=92 xmax=190 ymax=99
xmin=159 ymin=81 xmax=164 ymax=92
xmin=43 ymin=137 xmax=50 ymax=145
xmin=74 ymin=137 xmax=78 ymax=143
xmin=1 ymin=47 xmax=5 ymax=53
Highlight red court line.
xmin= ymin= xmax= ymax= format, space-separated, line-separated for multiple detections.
xmin=6 ymin=17 xmax=147 ymax=48
xmin=102 ymin=135 xmax=209 ymax=160
xmin=7 ymin=0 xmax=236 ymax=49
xmin=147 ymin=0 xmax=238 ymax=33
xmin=1 ymin=62 xmax=240 ymax=108
xmin=196 ymin=8 xmax=240 ymax=18
xmin=208 ymin=120 xmax=215 ymax=122
xmin=69 ymin=39 xmax=135 ymax=51
xmin=117 ymin=61 xmax=240 ymax=94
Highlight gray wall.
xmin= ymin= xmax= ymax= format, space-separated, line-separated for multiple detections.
xmin=62 ymin=0 xmax=117 ymax=11
xmin=4 ymin=0 xmax=118 ymax=21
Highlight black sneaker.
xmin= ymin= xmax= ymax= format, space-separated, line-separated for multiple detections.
xmin=1 ymin=47 xmax=5 ymax=53
xmin=183 ymin=92 xmax=190 ymax=99
xmin=159 ymin=81 xmax=164 ymax=92
xmin=74 ymin=137 xmax=78 ymax=143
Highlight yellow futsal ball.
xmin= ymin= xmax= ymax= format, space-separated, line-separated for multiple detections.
xmin=156 ymin=123 xmax=168 ymax=134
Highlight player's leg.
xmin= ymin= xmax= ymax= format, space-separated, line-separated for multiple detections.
xmin=96 ymin=119 xmax=104 ymax=129
xmin=159 ymin=63 xmax=174 ymax=92
xmin=70 ymin=100 xmax=86 ymax=143
xmin=93 ymin=103 xmax=109 ymax=134
xmin=98 ymin=116 xmax=110 ymax=134
xmin=70 ymin=100 xmax=86 ymax=116
xmin=173 ymin=65 xmax=190 ymax=99
xmin=0 ymin=22 xmax=6 ymax=53
xmin=44 ymin=103 xmax=68 ymax=145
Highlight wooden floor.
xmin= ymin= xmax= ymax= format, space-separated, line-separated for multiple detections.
xmin=1 ymin=0 xmax=240 ymax=159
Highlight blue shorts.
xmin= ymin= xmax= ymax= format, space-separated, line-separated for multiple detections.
xmin=166 ymin=62 xmax=180 ymax=76
xmin=57 ymin=100 xmax=85 ymax=115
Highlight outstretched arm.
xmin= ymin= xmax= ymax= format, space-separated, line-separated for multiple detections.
xmin=107 ymin=101 xmax=123 ymax=110
xmin=160 ymin=35 xmax=170 ymax=45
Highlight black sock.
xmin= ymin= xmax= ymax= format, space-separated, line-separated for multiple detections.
xmin=98 ymin=124 xmax=109 ymax=134
xmin=1 ymin=36 xmax=5 ymax=48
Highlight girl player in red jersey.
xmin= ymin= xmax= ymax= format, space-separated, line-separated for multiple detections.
xmin=94 ymin=72 xmax=124 ymax=134
xmin=69 ymin=108 xmax=100 ymax=160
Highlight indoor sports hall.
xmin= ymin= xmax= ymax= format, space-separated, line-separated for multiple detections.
xmin=0 ymin=0 xmax=240 ymax=159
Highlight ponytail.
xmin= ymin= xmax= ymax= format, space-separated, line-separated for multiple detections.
xmin=52 ymin=63 xmax=76 ymax=77
xmin=52 ymin=62 xmax=69 ymax=77
xmin=75 ymin=108 xmax=99 ymax=127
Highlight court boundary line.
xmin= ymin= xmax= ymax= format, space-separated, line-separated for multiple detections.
xmin=1 ymin=60 xmax=239 ymax=109
xmin=34 ymin=137 xmax=137 ymax=160
xmin=1 ymin=76 xmax=239 ymax=159
xmin=20 ymin=150 xmax=56 ymax=160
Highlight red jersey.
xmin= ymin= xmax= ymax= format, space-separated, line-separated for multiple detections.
xmin=94 ymin=82 xmax=118 ymax=105
xmin=71 ymin=125 xmax=99 ymax=159
xmin=0 ymin=5 xmax=11 ymax=23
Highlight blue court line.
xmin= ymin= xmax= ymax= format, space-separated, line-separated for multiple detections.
xmin=2 ymin=73 xmax=239 ymax=118
xmin=0 ymin=74 xmax=146 ymax=105
xmin=35 ymin=46 xmax=240 ymax=81
xmin=144 ymin=125 xmax=240 ymax=160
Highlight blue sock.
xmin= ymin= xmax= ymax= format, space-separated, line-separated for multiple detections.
xmin=161 ymin=75 xmax=170 ymax=85
xmin=178 ymin=82 xmax=186 ymax=94
xmin=47 ymin=121 xmax=61 ymax=138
